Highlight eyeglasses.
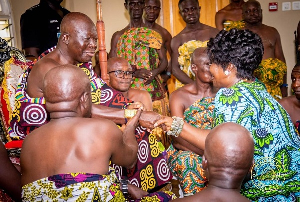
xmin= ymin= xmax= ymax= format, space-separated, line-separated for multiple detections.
xmin=145 ymin=6 xmax=161 ymax=11
xmin=108 ymin=70 xmax=134 ymax=79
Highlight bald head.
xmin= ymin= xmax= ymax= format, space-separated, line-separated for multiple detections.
xmin=204 ymin=122 xmax=254 ymax=179
xmin=58 ymin=12 xmax=98 ymax=64
xmin=107 ymin=57 xmax=131 ymax=72
xmin=43 ymin=65 xmax=91 ymax=115
xmin=60 ymin=12 xmax=95 ymax=35
xmin=191 ymin=47 xmax=207 ymax=62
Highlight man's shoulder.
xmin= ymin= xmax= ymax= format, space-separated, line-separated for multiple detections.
xmin=170 ymin=85 xmax=192 ymax=100
xmin=154 ymin=24 xmax=172 ymax=37
xmin=21 ymin=4 xmax=42 ymax=18
xmin=278 ymin=95 xmax=296 ymax=107
xmin=201 ymin=24 xmax=219 ymax=34
xmin=112 ymin=27 xmax=129 ymax=38
xmin=216 ymin=4 xmax=231 ymax=15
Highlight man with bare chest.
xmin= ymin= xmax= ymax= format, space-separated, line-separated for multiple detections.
xmin=171 ymin=0 xmax=218 ymax=90
xmin=242 ymin=0 xmax=287 ymax=100
xmin=215 ymin=0 xmax=245 ymax=31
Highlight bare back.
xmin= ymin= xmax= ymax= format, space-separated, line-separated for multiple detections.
xmin=21 ymin=117 xmax=125 ymax=185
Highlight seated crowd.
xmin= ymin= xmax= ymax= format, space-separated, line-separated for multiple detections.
xmin=0 ymin=0 xmax=299 ymax=201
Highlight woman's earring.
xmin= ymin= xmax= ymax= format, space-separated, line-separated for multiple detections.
xmin=224 ymin=70 xmax=229 ymax=76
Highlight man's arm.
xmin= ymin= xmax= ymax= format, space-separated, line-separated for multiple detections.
xmin=91 ymin=104 xmax=161 ymax=129
xmin=110 ymin=109 xmax=142 ymax=168
xmin=144 ymin=46 xmax=168 ymax=85
xmin=215 ymin=11 xmax=225 ymax=31
xmin=171 ymin=37 xmax=194 ymax=84
xmin=108 ymin=31 xmax=121 ymax=58
xmin=274 ymin=29 xmax=287 ymax=97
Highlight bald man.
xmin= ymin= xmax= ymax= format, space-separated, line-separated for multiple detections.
xmin=21 ymin=64 xmax=142 ymax=201
xmin=8 ymin=12 xmax=160 ymax=141
xmin=108 ymin=57 xmax=152 ymax=111
xmin=174 ymin=122 xmax=254 ymax=202
xmin=107 ymin=57 xmax=173 ymax=192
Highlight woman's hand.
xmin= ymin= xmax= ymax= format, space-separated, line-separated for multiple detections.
xmin=154 ymin=116 xmax=174 ymax=132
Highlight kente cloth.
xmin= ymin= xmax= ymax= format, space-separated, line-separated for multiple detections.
xmin=167 ymin=97 xmax=215 ymax=196
xmin=100 ymin=84 xmax=172 ymax=192
xmin=213 ymin=79 xmax=300 ymax=202
xmin=22 ymin=167 xmax=126 ymax=201
xmin=8 ymin=60 xmax=105 ymax=141
xmin=175 ymin=40 xmax=208 ymax=90
xmin=223 ymin=20 xmax=245 ymax=31
xmin=116 ymin=27 xmax=169 ymax=116
xmin=253 ymin=58 xmax=287 ymax=101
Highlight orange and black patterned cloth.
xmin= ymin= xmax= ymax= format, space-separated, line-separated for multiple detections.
xmin=167 ymin=97 xmax=214 ymax=196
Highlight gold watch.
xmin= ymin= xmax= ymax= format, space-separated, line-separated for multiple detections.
xmin=124 ymin=109 xmax=137 ymax=119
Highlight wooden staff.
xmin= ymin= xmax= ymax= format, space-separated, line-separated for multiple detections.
xmin=96 ymin=0 xmax=109 ymax=83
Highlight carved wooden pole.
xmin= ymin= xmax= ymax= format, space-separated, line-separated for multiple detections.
xmin=96 ymin=0 xmax=109 ymax=83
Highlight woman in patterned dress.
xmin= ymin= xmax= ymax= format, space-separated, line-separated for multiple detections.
xmin=156 ymin=29 xmax=300 ymax=201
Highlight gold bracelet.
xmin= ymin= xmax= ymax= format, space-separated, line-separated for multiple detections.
xmin=124 ymin=109 xmax=137 ymax=119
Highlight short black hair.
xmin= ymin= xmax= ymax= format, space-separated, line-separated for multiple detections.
xmin=178 ymin=0 xmax=199 ymax=8
xmin=207 ymin=29 xmax=264 ymax=80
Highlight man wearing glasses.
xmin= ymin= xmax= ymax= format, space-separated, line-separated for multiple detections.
xmin=109 ymin=0 xmax=169 ymax=116
xmin=108 ymin=57 xmax=153 ymax=111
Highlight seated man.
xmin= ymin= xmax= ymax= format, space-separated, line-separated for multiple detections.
xmin=107 ymin=57 xmax=172 ymax=192
xmin=8 ymin=12 xmax=160 ymax=142
xmin=167 ymin=48 xmax=217 ymax=196
xmin=21 ymin=65 xmax=175 ymax=201
xmin=279 ymin=62 xmax=300 ymax=133
xmin=174 ymin=122 xmax=254 ymax=202
xmin=108 ymin=57 xmax=152 ymax=111
xmin=0 ymin=143 xmax=21 ymax=202
xmin=21 ymin=64 xmax=142 ymax=200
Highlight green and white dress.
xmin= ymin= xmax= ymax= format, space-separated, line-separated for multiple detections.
xmin=214 ymin=79 xmax=300 ymax=202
